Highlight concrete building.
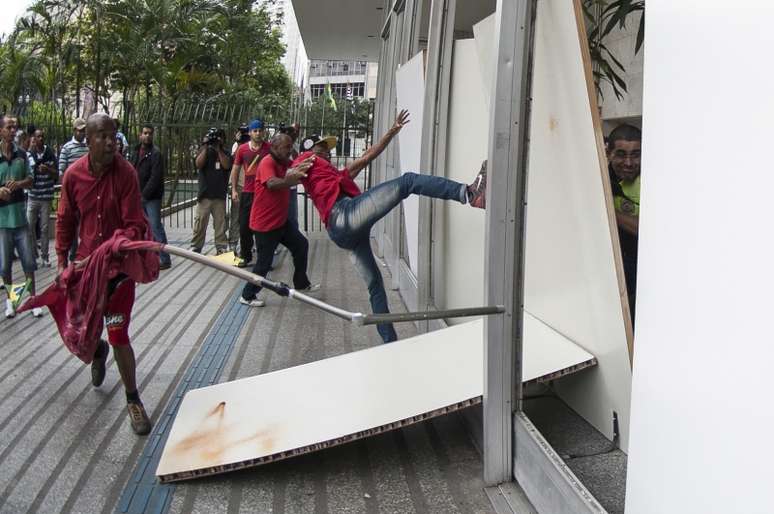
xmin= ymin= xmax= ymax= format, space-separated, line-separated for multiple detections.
xmin=308 ymin=59 xmax=379 ymax=100
xmin=277 ymin=0 xmax=309 ymax=87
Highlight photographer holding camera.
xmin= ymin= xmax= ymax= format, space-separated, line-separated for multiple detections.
xmin=192 ymin=127 xmax=232 ymax=254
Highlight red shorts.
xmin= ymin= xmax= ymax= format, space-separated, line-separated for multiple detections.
xmin=104 ymin=276 xmax=135 ymax=346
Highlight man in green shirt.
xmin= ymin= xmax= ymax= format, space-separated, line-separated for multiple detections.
xmin=607 ymin=124 xmax=641 ymax=317
xmin=0 ymin=115 xmax=41 ymax=319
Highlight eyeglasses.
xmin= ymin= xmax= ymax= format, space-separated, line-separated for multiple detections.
xmin=611 ymin=151 xmax=641 ymax=161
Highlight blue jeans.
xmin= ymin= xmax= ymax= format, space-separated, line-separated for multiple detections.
xmin=0 ymin=225 xmax=37 ymax=279
xmin=327 ymin=172 xmax=466 ymax=342
xmin=142 ymin=199 xmax=171 ymax=266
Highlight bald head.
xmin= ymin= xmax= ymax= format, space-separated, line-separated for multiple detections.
xmin=270 ymin=133 xmax=294 ymax=162
xmin=87 ymin=113 xmax=115 ymax=136
xmin=271 ymin=133 xmax=292 ymax=148
xmin=86 ymin=113 xmax=117 ymax=168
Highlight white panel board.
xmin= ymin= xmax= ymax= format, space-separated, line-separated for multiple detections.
xmin=524 ymin=0 xmax=632 ymax=449
xmin=472 ymin=13 xmax=496 ymax=109
xmin=626 ymin=3 xmax=774 ymax=513
xmin=395 ymin=52 xmax=425 ymax=273
xmin=523 ymin=312 xmax=595 ymax=384
xmin=439 ymin=39 xmax=488 ymax=321
xmin=157 ymin=318 xmax=594 ymax=481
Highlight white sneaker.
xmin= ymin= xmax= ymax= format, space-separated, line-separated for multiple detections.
xmin=41 ymin=258 xmax=51 ymax=268
xmin=32 ymin=307 xmax=43 ymax=318
xmin=5 ymin=299 xmax=15 ymax=319
xmin=239 ymin=297 xmax=266 ymax=308
xmin=298 ymin=283 xmax=322 ymax=294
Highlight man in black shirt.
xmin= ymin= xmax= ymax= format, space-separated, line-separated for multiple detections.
xmin=192 ymin=128 xmax=232 ymax=254
xmin=130 ymin=123 xmax=171 ymax=269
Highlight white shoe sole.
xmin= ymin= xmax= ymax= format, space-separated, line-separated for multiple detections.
xmin=239 ymin=297 xmax=266 ymax=308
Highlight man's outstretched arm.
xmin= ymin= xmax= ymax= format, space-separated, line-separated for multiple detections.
xmin=346 ymin=110 xmax=410 ymax=179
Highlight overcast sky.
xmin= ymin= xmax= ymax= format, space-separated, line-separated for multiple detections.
xmin=1 ymin=0 xmax=34 ymax=39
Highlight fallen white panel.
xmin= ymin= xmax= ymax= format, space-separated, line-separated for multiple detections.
xmin=437 ymin=39 xmax=489 ymax=322
xmin=523 ymin=311 xmax=596 ymax=384
xmin=524 ymin=0 xmax=632 ymax=449
xmin=157 ymin=320 xmax=483 ymax=482
xmin=157 ymin=318 xmax=594 ymax=481
xmin=626 ymin=3 xmax=774 ymax=513
xmin=395 ymin=51 xmax=425 ymax=273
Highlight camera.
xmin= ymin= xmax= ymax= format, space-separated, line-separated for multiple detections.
xmin=236 ymin=124 xmax=250 ymax=144
xmin=204 ymin=127 xmax=224 ymax=145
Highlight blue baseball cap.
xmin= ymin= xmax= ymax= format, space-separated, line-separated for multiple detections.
xmin=248 ymin=119 xmax=264 ymax=130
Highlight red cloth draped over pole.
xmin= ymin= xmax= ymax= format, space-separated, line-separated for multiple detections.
xmin=18 ymin=232 xmax=160 ymax=363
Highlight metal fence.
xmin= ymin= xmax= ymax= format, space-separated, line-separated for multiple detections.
xmin=16 ymin=98 xmax=374 ymax=237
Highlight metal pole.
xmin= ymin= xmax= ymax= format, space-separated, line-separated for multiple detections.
xmin=162 ymin=244 xmax=503 ymax=326
xmin=483 ymin=0 xmax=536 ymax=486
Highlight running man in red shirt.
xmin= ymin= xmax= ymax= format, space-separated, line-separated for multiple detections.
xmin=240 ymin=133 xmax=319 ymax=306
xmin=292 ymin=110 xmax=486 ymax=343
xmin=56 ymin=113 xmax=153 ymax=435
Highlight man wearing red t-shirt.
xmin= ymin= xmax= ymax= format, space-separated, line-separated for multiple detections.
xmin=229 ymin=119 xmax=270 ymax=267
xmin=292 ymin=110 xmax=486 ymax=343
xmin=56 ymin=113 xmax=154 ymax=435
xmin=240 ymin=133 xmax=318 ymax=306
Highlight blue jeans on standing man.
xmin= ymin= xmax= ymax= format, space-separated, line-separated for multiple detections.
xmin=326 ymin=172 xmax=466 ymax=343
xmin=142 ymin=199 xmax=171 ymax=267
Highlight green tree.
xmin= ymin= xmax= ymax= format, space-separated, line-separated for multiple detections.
xmin=583 ymin=0 xmax=645 ymax=100
xmin=1 ymin=0 xmax=293 ymax=118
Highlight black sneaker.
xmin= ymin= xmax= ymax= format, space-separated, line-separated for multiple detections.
xmin=91 ymin=339 xmax=109 ymax=387
xmin=127 ymin=401 xmax=152 ymax=435
xmin=466 ymin=160 xmax=488 ymax=209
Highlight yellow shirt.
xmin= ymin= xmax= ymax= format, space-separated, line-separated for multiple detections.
xmin=613 ymin=175 xmax=640 ymax=217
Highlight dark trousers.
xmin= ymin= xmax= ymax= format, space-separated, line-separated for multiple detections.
xmin=241 ymin=223 xmax=312 ymax=301
xmin=238 ymin=192 xmax=254 ymax=261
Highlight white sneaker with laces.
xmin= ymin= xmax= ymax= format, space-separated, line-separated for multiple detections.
xmin=5 ymin=299 xmax=15 ymax=319
xmin=299 ymin=283 xmax=322 ymax=294
xmin=32 ymin=307 xmax=43 ymax=318
xmin=239 ymin=297 xmax=266 ymax=308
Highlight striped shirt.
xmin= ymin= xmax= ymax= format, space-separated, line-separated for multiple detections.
xmin=27 ymin=146 xmax=58 ymax=201
xmin=58 ymin=137 xmax=88 ymax=176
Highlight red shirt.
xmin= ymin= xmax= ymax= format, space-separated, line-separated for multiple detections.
xmin=234 ymin=141 xmax=270 ymax=194
xmin=250 ymin=153 xmax=290 ymax=232
xmin=293 ymin=151 xmax=361 ymax=226
xmin=56 ymin=154 xmax=151 ymax=263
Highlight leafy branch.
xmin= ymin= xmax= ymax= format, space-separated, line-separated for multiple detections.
xmin=583 ymin=0 xmax=645 ymax=101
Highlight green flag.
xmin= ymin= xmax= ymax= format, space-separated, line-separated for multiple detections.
xmin=8 ymin=279 xmax=31 ymax=309
xmin=325 ymin=83 xmax=337 ymax=112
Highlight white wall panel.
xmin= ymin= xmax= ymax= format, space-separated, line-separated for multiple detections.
xmin=472 ymin=14 xmax=495 ymax=109
xmin=524 ymin=0 xmax=632 ymax=449
xmin=626 ymin=3 xmax=774 ymax=513
xmin=438 ymin=40 xmax=489 ymax=320
xmin=395 ymin=51 xmax=425 ymax=272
